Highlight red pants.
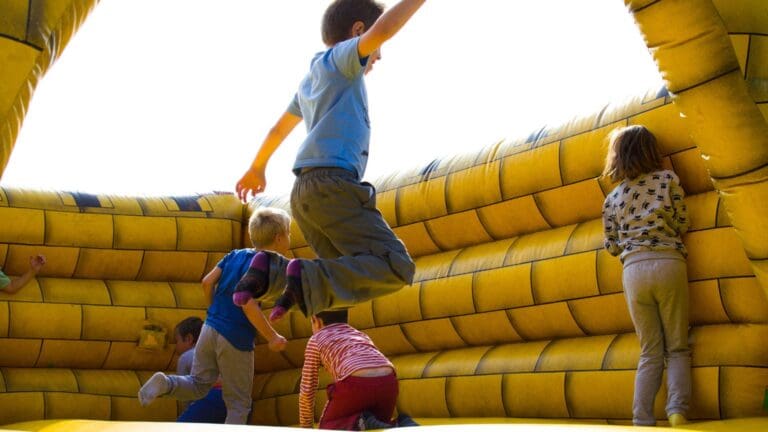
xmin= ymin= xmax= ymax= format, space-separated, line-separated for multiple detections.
xmin=319 ymin=373 xmax=399 ymax=430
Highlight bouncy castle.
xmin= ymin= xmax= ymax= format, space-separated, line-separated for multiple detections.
xmin=1 ymin=0 xmax=767 ymax=430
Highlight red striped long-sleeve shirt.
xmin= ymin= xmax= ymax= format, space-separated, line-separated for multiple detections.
xmin=299 ymin=323 xmax=393 ymax=428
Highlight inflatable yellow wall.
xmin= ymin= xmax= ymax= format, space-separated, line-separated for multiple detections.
xmin=1 ymin=0 xmax=767 ymax=430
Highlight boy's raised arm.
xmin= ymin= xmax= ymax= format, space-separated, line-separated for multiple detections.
xmin=236 ymin=111 xmax=302 ymax=202
xmin=358 ymin=0 xmax=426 ymax=58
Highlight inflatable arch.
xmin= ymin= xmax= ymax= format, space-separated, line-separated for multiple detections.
xmin=1 ymin=0 xmax=767 ymax=430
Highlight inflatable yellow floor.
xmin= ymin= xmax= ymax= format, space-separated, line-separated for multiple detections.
xmin=1 ymin=0 xmax=767 ymax=430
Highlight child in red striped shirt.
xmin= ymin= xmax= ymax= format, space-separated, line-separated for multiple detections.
xmin=299 ymin=309 xmax=417 ymax=430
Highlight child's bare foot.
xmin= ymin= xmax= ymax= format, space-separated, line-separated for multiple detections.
xmin=233 ymin=252 xmax=270 ymax=306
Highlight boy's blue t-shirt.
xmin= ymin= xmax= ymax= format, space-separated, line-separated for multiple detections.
xmin=205 ymin=249 xmax=257 ymax=351
xmin=288 ymin=36 xmax=370 ymax=180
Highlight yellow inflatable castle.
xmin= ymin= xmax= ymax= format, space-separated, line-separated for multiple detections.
xmin=1 ymin=0 xmax=767 ymax=430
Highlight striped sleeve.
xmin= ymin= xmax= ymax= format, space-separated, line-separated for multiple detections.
xmin=299 ymin=338 xmax=321 ymax=428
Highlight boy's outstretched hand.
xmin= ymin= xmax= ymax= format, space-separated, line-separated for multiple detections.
xmin=268 ymin=334 xmax=288 ymax=352
xmin=29 ymin=255 xmax=46 ymax=273
xmin=236 ymin=167 xmax=267 ymax=202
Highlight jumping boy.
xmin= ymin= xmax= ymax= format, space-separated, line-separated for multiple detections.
xmin=300 ymin=309 xmax=417 ymax=429
xmin=233 ymin=0 xmax=426 ymax=322
xmin=138 ymin=208 xmax=291 ymax=424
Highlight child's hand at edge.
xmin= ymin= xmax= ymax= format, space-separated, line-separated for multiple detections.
xmin=268 ymin=334 xmax=288 ymax=352
xmin=29 ymin=255 xmax=46 ymax=273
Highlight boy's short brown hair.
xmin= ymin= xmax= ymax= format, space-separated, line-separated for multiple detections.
xmin=175 ymin=316 xmax=203 ymax=342
xmin=248 ymin=207 xmax=291 ymax=248
xmin=603 ymin=125 xmax=663 ymax=182
xmin=315 ymin=309 xmax=349 ymax=325
xmin=322 ymin=0 xmax=385 ymax=46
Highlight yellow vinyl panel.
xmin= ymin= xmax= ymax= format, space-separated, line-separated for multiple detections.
xmin=685 ymin=228 xmax=753 ymax=280
xmin=397 ymin=378 xmax=450 ymax=418
xmin=170 ymin=282 xmax=207 ymax=310
xmin=392 ymin=223 xmax=441 ymax=258
xmin=0 ymin=0 xmax=28 ymax=40
xmin=671 ymin=148 xmax=715 ymax=195
xmin=365 ymin=326 xmax=417 ymax=356
xmin=450 ymin=239 xmax=515 ymax=276
xmin=0 ymin=244 xmax=6 ymax=266
xmin=395 ymin=177 xmax=447 ymax=225
xmin=559 ymin=122 xmax=623 ymax=185
xmin=6 ymin=245 xmax=77 ymax=279
xmin=629 ymin=103 xmax=695 ymax=155
xmin=446 ymin=375 xmax=506 ymax=417
xmin=390 ymin=352 xmax=439 ymax=380
xmin=502 ymin=373 xmax=569 ymax=418
xmin=137 ymin=251 xmax=208 ymax=282
xmin=0 ymin=393 xmax=44 ymax=426
xmin=253 ymin=344 xmax=297 ymax=374
xmin=73 ymin=249 xmax=143 ymax=280
xmin=425 ymin=210 xmax=493 ymax=251
xmin=475 ymin=341 xmax=549 ymax=374
xmin=719 ymin=367 xmax=768 ymax=418
xmin=720 ymin=277 xmax=768 ymax=323
xmin=534 ymin=180 xmax=605 ymax=228
xmin=371 ymin=283 xmax=421 ymax=326
xmin=250 ymin=398 xmax=279 ymax=426
xmin=401 ymin=319 xmax=466 ymax=352
xmin=505 ymin=226 xmax=574 ymax=266
xmin=0 ymin=339 xmax=41 ymax=367
xmin=204 ymin=252 xmax=227 ymax=276
xmin=712 ymin=180 xmax=768 ymax=259
xmin=596 ymin=249 xmax=623 ymax=294
xmin=452 ymin=310 xmax=523 ymax=346
xmin=713 ymin=0 xmax=768 ymax=33
xmin=44 ymin=212 xmax=113 ymax=248
xmin=113 ymin=216 xmax=176 ymax=250
xmin=81 ymin=305 xmax=145 ymax=341
xmin=686 ymin=191 xmax=720 ymax=231
xmin=101 ymin=342 xmax=174 ymax=371
xmin=176 ymin=218 xmax=233 ymax=252
xmin=422 ymin=347 xmax=491 ymax=378
xmin=275 ymin=394 xmax=300 ymax=427
xmin=145 ymin=308 xmax=206 ymax=340
xmin=567 ymin=293 xmax=635 ymax=336
xmin=689 ymin=280 xmax=730 ymax=325
xmin=473 ymin=263 xmax=534 ymax=312
xmin=689 ymin=324 xmax=768 ymax=366
xmin=3 ymin=369 xmax=77 ymax=392
xmin=275 ymin=339 xmax=306 ymax=369
xmin=413 ymin=250 xmax=460 ymax=282
xmin=420 ymin=274 xmax=474 ymax=319
xmin=536 ymin=336 xmax=614 ymax=372
xmin=111 ymin=395 xmax=176 ymax=421
xmin=107 ymin=281 xmax=176 ymax=307
xmin=0 ymin=208 xmax=44 ymax=244
xmin=688 ymin=367 xmax=721 ymax=420
xmin=36 ymin=340 xmax=110 ymax=369
xmin=9 ymin=303 xmax=81 ymax=339
xmin=564 ymin=220 xmax=603 ymax=255
xmin=508 ymin=303 xmax=585 ymax=341
xmin=477 ymin=196 xmax=551 ymax=240
xmin=445 ymin=160 xmax=502 ymax=213
xmin=566 ymin=370 xmax=634 ymax=419
xmin=746 ymin=35 xmax=768 ymax=85
xmin=39 ymin=278 xmax=110 ymax=305
xmin=349 ymin=301 xmax=375 ymax=330
xmin=500 ymin=143 xmax=561 ymax=199
xmin=531 ymin=252 xmax=599 ymax=304
xmin=601 ymin=333 xmax=640 ymax=370
xmin=0 ymin=301 xmax=6 ymax=336
xmin=375 ymin=188 xmax=397 ymax=227
xmin=729 ymin=35 xmax=750 ymax=75
xmin=45 ymin=393 xmax=110 ymax=421
xmin=259 ymin=369 xmax=301 ymax=399
xmin=75 ymin=370 xmax=140 ymax=397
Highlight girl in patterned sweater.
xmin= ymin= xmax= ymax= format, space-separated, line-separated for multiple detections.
xmin=602 ymin=125 xmax=690 ymax=427
xmin=299 ymin=309 xmax=416 ymax=430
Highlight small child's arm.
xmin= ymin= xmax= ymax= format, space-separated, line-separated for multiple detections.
xmin=669 ymin=177 xmax=689 ymax=235
xmin=299 ymin=339 xmax=321 ymax=428
xmin=602 ymin=202 xmax=622 ymax=256
xmin=0 ymin=255 xmax=46 ymax=295
xmin=358 ymin=0 xmax=426 ymax=58
xmin=236 ymin=111 xmax=302 ymax=202
xmin=201 ymin=267 xmax=222 ymax=306
xmin=242 ymin=299 xmax=287 ymax=352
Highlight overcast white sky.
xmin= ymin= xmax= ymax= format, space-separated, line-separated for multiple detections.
xmin=2 ymin=0 xmax=663 ymax=196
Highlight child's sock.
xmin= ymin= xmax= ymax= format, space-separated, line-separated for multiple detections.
xmin=233 ymin=252 xmax=270 ymax=306
xmin=395 ymin=413 xmax=419 ymax=427
xmin=269 ymin=259 xmax=306 ymax=322
xmin=138 ymin=372 xmax=171 ymax=406
xmin=358 ymin=411 xmax=394 ymax=430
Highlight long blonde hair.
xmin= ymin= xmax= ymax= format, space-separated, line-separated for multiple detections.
xmin=602 ymin=125 xmax=662 ymax=182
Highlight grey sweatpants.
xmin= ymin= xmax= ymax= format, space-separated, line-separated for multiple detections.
xmin=288 ymin=168 xmax=416 ymax=316
xmin=622 ymin=251 xmax=690 ymax=426
xmin=167 ymin=324 xmax=254 ymax=424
